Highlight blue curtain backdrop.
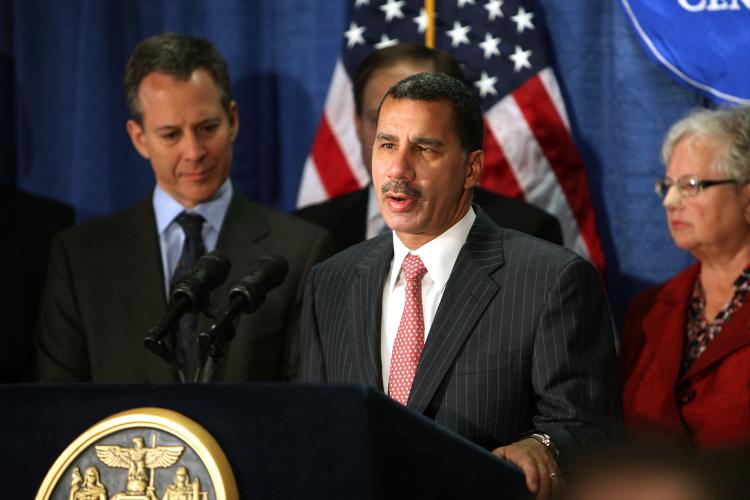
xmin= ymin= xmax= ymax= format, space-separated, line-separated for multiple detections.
xmin=0 ymin=0 xmax=706 ymax=328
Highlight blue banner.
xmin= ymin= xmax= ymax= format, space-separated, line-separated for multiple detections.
xmin=621 ymin=0 xmax=750 ymax=104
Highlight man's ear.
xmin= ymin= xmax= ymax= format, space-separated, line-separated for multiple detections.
xmin=228 ymin=100 xmax=239 ymax=142
xmin=126 ymin=119 xmax=150 ymax=160
xmin=464 ymin=150 xmax=483 ymax=189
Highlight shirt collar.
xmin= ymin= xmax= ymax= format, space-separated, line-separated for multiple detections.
xmin=388 ymin=207 xmax=476 ymax=291
xmin=153 ymin=178 xmax=233 ymax=234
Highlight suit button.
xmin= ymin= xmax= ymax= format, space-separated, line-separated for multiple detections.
xmin=677 ymin=387 xmax=696 ymax=404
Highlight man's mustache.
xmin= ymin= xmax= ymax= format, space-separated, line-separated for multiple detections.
xmin=380 ymin=180 xmax=421 ymax=198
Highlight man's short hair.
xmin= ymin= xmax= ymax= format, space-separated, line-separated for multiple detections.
xmin=124 ymin=32 xmax=233 ymax=124
xmin=353 ymin=43 xmax=465 ymax=116
xmin=381 ymin=72 xmax=483 ymax=153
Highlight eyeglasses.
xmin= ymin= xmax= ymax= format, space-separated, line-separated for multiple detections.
xmin=654 ymin=175 xmax=738 ymax=200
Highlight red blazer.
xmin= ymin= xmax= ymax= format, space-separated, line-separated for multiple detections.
xmin=621 ymin=263 xmax=750 ymax=449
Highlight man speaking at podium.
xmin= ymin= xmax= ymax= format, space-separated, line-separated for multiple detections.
xmin=36 ymin=33 xmax=332 ymax=383
xmin=299 ymin=72 xmax=621 ymax=499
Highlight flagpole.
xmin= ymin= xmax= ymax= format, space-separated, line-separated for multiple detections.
xmin=425 ymin=0 xmax=435 ymax=48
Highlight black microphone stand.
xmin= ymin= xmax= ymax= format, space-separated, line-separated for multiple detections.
xmin=142 ymin=250 xmax=231 ymax=382
xmin=145 ymin=302 xmax=221 ymax=383
xmin=143 ymin=294 xmax=191 ymax=383
xmin=144 ymin=325 xmax=186 ymax=383
xmin=194 ymin=253 xmax=287 ymax=382
xmin=194 ymin=299 xmax=244 ymax=383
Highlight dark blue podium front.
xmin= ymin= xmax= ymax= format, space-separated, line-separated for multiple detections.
xmin=1 ymin=384 xmax=524 ymax=498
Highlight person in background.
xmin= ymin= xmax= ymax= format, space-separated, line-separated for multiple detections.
xmin=620 ymin=106 xmax=750 ymax=449
xmin=294 ymin=43 xmax=562 ymax=253
xmin=0 ymin=186 xmax=74 ymax=382
xmin=35 ymin=33 xmax=332 ymax=382
xmin=559 ymin=443 xmax=715 ymax=500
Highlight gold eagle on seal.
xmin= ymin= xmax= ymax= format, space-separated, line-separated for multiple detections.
xmin=95 ymin=435 xmax=183 ymax=497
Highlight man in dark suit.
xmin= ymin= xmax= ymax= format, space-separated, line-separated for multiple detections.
xmin=0 ymin=186 xmax=74 ymax=382
xmin=299 ymin=73 xmax=620 ymax=499
xmin=36 ymin=33 xmax=332 ymax=383
xmin=294 ymin=43 xmax=562 ymax=253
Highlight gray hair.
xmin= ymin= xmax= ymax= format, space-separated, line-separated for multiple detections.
xmin=661 ymin=106 xmax=750 ymax=182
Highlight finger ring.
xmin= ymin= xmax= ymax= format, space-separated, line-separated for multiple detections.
xmin=550 ymin=472 xmax=558 ymax=478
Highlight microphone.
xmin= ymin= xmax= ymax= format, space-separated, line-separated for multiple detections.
xmin=196 ymin=253 xmax=288 ymax=377
xmin=228 ymin=253 xmax=289 ymax=315
xmin=144 ymin=250 xmax=231 ymax=358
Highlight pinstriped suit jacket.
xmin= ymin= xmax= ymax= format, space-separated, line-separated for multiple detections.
xmin=299 ymin=209 xmax=622 ymax=456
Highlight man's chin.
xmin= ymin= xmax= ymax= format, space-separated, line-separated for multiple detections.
xmin=384 ymin=219 xmax=422 ymax=236
xmin=384 ymin=212 xmax=413 ymax=227
xmin=175 ymin=184 xmax=223 ymax=208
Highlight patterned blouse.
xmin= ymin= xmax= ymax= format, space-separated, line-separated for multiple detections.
xmin=683 ymin=265 xmax=750 ymax=370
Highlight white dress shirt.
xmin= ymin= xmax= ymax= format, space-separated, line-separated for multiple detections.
xmin=153 ymin=179 xmax=232 ymax=299
xmin=380 ymin=207 xmax=476 ymax=391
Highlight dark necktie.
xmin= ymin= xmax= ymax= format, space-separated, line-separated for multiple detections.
xmin=171 ymin=212 xmax=206 ymax=368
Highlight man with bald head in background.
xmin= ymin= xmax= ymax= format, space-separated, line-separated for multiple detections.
xmin=36 ymin=33 xmax=332 ymax=382
xmin=295 ymin=43 xmax=562 ymax=252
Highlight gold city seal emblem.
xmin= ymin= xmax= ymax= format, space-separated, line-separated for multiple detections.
xmin=36 ymin=407 xmax=237 ymax=500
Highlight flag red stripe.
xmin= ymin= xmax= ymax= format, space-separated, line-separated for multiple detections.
xmin=512 ymin=75 xmax=605 ymax=270
xmin=310 ymin=115 xmax=360 ymax=197
xmin=480 ymin=121 xmax=525 ymax=199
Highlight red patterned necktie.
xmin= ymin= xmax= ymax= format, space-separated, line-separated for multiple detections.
xmin=388 ymin=253 xmax=428 ymax=405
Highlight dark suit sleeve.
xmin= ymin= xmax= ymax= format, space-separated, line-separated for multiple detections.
xmin=283 ymin=233 xmax=334 ymax=382
xmin=35 ymin=233 xmax=91 ymax=382
xmin=297 ymin=265 xmax=328 ymax=383
xmin=531 ymin=257 xmax=622 ymax=457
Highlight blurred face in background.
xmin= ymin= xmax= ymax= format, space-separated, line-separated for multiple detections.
xmin=662 ymin=134 xmax=750 ymax=261
xmin=564 ymin=469 xmax=711 ymax=500
xmin=355 ymin=60 xmax=434 ymax=175
xmin=127 ymin=68 xmax=239 ymax=208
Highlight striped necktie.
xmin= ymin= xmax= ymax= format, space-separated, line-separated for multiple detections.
xmin=170 ymin=212 xmax=206 ymax=368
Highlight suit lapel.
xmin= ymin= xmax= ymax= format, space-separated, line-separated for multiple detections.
xmin=108 ymin=200 xmax=174 ymax=382
xmin=213 ymin=193 xmax=270 ymax=301
xmin=640 ymin=267 xmax=697 ymax=390
xmin=408 ymin=211 xmax=504 ymax=414
xmin=350 ymin=236 xmax=393 ymax=389
xmin=683 ymin=280 xmax=750 ymax=381
xmin=203 ymin=193 xmax=271 ymax=377
xmin=638 ymin=262 xmax=750 ymax=384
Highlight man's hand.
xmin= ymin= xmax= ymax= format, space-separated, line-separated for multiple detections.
xmin=492 ymin=438 xmax=561 ymax=500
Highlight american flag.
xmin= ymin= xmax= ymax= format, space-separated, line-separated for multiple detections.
xmin=297 ymin=0 xmax=605 ymax=271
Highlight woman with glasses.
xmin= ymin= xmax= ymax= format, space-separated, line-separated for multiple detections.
xmin=620 ymin=106 xmax=750 ymax=449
